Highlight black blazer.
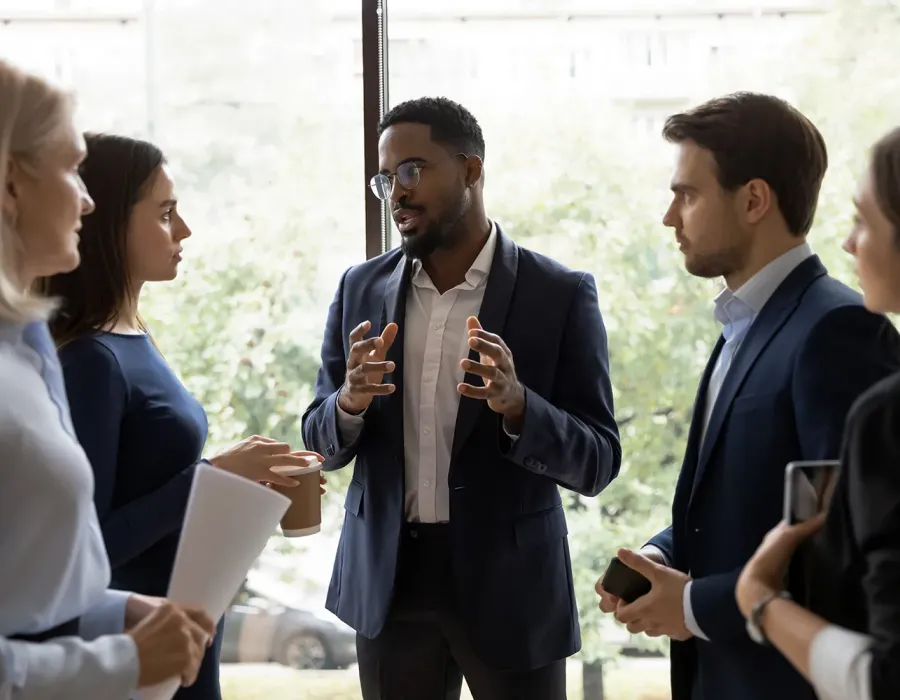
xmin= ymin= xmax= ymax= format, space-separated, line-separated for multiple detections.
xmin=302 ymin=226 xmax=621 ymax=671
xmin=807 ymin=370 xmax=900 ymax=700
xmin=647 ymin=256 xmax=900 ymax=700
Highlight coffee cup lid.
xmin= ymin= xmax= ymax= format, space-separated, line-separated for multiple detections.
xmin=270 ymin=458 xmax=323 ymax=477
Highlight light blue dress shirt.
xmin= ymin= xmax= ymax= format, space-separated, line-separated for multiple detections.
xmin=0 ymin=319 xmax=138 ymax=697
xmin=643 ymin=243 xmax=814 ymax=639
xmin=684 ymin=242 xmax=814 ymax=639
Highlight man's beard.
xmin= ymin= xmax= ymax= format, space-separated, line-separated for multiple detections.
xmin=400 ymin=190 xmax=467 ymax=260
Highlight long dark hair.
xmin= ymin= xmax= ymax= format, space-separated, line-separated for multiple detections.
xmin=41 ymin=133 xmax=165 ymax=346
xmin=872 ymin=126 xmax=900 ymax=249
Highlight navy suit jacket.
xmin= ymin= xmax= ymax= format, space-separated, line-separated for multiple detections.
xmin=302 ymin=226 xmax=621 ymax=671
xmin=647 ymin=256 xmax=900 ymax=700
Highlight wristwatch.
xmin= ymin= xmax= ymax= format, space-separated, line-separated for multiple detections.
xmin=746 ymin=590 xmax=791 ymax=645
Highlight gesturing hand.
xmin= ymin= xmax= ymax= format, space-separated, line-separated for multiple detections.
xmin=457 ymin=317 xmax=526 ymax=431
xmin=338 ymin=321 xmax=399 ymax=415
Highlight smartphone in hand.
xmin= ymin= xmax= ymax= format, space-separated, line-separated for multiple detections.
xmin=783 ymin=460 xmax=840 ymax=525
xmin=600 ymin=556 xmax=652 ymax=603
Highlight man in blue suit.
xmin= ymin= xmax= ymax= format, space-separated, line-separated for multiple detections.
xmin=595 ymin=92 xmax=900 ymax=700
xmin=302 ymin=97 xmax=621 ymax=700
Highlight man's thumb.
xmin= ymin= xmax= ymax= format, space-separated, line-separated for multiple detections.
xmin=617 ymin=548 xmax=658 ymax=579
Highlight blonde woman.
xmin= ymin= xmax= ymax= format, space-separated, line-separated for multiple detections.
xmin=0 ymin=58 xmax=214 ymax=698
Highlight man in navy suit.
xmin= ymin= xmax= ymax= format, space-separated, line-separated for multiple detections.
xmin=594 ymin=92 xmax=900 ymax=700
xmin=302 ymin=97 xmax=621 ymax=700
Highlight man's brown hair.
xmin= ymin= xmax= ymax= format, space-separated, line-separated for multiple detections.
xmin=662 ymin=92 xmax=828 ymax=236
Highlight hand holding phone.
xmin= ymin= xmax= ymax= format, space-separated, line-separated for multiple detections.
xmin=599 ymin=555 xmax=653 ymax=604
xmin=783 ymin=460 xmax=840 ymax=525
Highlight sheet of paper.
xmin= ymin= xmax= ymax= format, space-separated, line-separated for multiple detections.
xmin=137 ymin=463 xmax=290 ymax=700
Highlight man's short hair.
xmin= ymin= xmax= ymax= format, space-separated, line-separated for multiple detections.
xmin=663 ymin=92 xmax=828 ymax=236
xmin=379 ymin=96 xmax=485 ymax=160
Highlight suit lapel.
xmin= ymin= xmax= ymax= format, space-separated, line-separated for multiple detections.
xmin=685 ymin=337 xmax=724 ymax=470
xmin=681 ymin=336 xmax=722 ymax=509
xmin=690 ymin=256 xmax=828 ymax=501
xmin=450 ymin=226 xmax=520 ymax=460
xmin=380 ymin=255 xmax=411 ymax=461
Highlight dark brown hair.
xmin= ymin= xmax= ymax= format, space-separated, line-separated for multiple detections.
xmin=871 ymin=126 xmax=900 ymax=248
xmin=41 ymin=133 xmax=164 ymax=346
xmin=662 ymin=92 xmax=828 ymax=237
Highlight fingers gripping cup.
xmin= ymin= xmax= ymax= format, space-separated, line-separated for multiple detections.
xmin=269 ymin=459 xmax=323 ymax=537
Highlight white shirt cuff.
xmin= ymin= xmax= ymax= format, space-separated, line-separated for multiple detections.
xmin=502 ymin=420 xmax=519 ymax=442
xmin=639 ymin=545 xmax=670 ymax=567
xmin=809 ymin=624 xmax=872 ymax=700
xmin=1 ymin=633 xmax=140 ymax=699
xmin=683 ymin=581 xmax=710 ymax=641
xmin=78 ymin=590 xmax=131 ymax=640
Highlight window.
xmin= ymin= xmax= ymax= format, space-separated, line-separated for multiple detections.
xmin=1 ymin=0 xmax=365 ymax=686
xmin=4 ymin=0 xmax=897 ymax=698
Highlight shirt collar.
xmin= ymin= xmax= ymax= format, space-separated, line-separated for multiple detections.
xmin=713 ymin=242 xmax=813 ymax=327
xmin=411 ymin=219 xmax=497 ymax=291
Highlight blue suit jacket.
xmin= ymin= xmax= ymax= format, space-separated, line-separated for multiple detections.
xmin=302 ymin=226 xmax=621 ymax=671
xmin=647 ymin=256 xmax=900 ymax=700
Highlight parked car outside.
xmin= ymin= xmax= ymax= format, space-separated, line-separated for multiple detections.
xmin=221 ymin=594 xmax=357 ymax=670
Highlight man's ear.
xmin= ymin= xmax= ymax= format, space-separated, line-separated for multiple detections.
xmin=742 ymin=178 xmax=774 ymax=226
xmin=464 ymin=155 xmax=484 ymax=188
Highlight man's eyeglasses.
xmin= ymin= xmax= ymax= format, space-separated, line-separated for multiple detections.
xmin=369 ymin=153 xmax=467 ymax=201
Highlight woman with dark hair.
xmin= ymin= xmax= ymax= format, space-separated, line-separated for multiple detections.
xmin=41 ymin=133 xmax=323 ymax=700
xmin=737 ymin=126 xmax=900 ymax=700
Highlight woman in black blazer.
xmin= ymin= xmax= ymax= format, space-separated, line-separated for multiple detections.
xmin=736 ymin=127 xmax=900 ymax=700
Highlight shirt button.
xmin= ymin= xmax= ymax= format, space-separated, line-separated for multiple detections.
xmin=432 ymin=324 xmax=441 ymax=331
xmin=423 ymin=480 xmax=431 ymax=488
xmin=423 ymin=428 xmax=431 ymax=435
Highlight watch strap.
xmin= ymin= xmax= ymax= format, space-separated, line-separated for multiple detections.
xmin=748 ymin=590 xmax=791 ymax=646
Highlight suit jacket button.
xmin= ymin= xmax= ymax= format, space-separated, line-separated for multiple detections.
xmin=537 ymin=464 xmax=547 ymax=473
xmin=326 ymin=444 xmax=335 ymax=456
xmin=524 ymin=457 xmax=536 ymax=468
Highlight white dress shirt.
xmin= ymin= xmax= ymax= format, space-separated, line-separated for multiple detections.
xmin=337 ymin=222 xmax=500 ymax=523
xmin=809 ymin=624 xmax=873 ymax=700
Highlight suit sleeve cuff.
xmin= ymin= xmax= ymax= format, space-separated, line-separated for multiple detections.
xmin=684 ymin=581 xmax=710 ymax=641
xmin=809 ymin=625 xmax=872 ymax=700
xmin=79 ymin=590 xmax=131 ymax=640
xmin=334 ymin=399 xmax=365 ymax=446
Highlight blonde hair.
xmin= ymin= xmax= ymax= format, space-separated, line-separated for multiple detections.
xmin=0 ymin=58 xmax=73 ymax=323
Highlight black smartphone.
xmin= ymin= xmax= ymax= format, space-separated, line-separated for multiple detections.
xmin=783 ymin=460 xmax=840 ymax=525
xmin=600 ymin=556 xmax=652 ymax=603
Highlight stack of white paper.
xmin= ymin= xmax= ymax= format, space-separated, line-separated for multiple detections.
xmin=137 ymin=463 xmax=290 ymax=700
